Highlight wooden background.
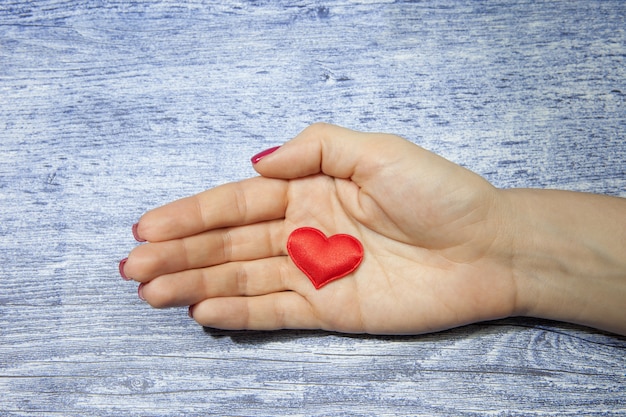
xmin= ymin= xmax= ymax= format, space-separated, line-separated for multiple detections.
xmin=1 ymin=1 xmax=625 ymax=415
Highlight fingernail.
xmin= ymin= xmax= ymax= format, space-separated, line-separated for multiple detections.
xmin=119 ymin=258 xmax=131 ymax=281
xmin=188 ymin=305 xmax=195 ymax=319
xmin=251 ymin=146 xmax=280 ymax=164
xmin=132 ymin=223 xmax=146 ymax=242
xmin=138 ymin=283 xmax=146 ymax=301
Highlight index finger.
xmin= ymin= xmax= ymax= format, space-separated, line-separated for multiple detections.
xmin=134 ymin=176 xmax=289 ymax=242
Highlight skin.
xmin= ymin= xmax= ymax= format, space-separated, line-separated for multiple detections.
xmin=121 ymin=123 xmax=626 ymax=335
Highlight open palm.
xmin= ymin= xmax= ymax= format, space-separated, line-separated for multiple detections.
xmin=122 ymin=124 xmax=518 ymax=334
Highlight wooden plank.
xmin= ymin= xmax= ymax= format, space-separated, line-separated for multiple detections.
xmin=1 ymin=1 xmax=625 ymax=415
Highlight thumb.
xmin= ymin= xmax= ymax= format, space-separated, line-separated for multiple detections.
xmin=251 ymin=123 xmax=411 ymax=181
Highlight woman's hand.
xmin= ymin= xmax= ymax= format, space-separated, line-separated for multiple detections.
xmin=120 ymin=123 xmax=626 ymax=335
xmin=120 ymin=123 xmax=518 ymax=334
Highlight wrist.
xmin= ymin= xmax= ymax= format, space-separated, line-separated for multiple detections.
xmin=502 ymin=189 xmax=626 ymax=334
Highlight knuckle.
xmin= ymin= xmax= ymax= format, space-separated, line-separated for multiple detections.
xmin=232 ymin=182 xmax=249 ymax=223
xmin=305 ymin=122 xmax=330 ymax=138
xmin=220 ymin=229 xmax=233 ymax=263
xmin=235 ymin=263 xmax=249 ymax=295
xmin=272 ymin=299 xmax=286 ymax=329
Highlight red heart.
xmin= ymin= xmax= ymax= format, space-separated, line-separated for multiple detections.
xmin=287 ymin=227 xmax=364 ymax=289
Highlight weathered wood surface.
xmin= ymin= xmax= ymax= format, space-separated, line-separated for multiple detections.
xmin=1 ymin=1 xmax=625 ymax=415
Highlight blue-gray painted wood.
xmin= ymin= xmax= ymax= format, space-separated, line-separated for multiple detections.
xmin=1 ymin=1 xmax=625 ymax=415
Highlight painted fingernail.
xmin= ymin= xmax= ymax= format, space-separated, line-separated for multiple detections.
xmin=119 ymin=258 xmax=131 ymax=281
xmin=251 ymin=146 xmax=280 ymax=164
xmin=138 ymin=283 xmax=146 ymax=301
xmin=188 ymin=305 xmax=195 ymax=319
xmin=132 ymin=223 xmax=146 ymax=242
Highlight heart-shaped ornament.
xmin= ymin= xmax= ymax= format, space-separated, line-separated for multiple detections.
xmin=287 ymin=227 xmax=364 ymax=289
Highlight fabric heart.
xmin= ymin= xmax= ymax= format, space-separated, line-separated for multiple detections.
xmin=287 ymin=227 xmax=364 ymax=289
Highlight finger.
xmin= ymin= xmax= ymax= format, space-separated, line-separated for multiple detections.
xmin=189 ymin=292 xmax=320 ymax=331
xmin=252 ymin=122 xmax=417 ymax=183
xmin=135 ymin=176 xmax=288 ymax=242
xmin=138 ymin=256 xmax=296 ymax=308
xmin=124 ymin=220 xmax=285 ymax=282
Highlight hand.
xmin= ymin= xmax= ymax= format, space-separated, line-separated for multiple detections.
xmin=120 ymin=123 xmax=519 ymax=334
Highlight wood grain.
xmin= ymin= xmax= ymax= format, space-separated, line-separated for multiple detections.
xmin=1 ymin=1 xmax=625 ymax=415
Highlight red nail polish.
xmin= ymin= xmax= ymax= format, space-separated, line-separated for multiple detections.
xmin=132 ymin=223 xmax=146 ymax=242
xmin=251 ymin=146 xmax=280 ymax=164
xmin=138 ymin=283 xmax=146 ymax=301
xmin=119 ymin=258 xmax=131 ymax=281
